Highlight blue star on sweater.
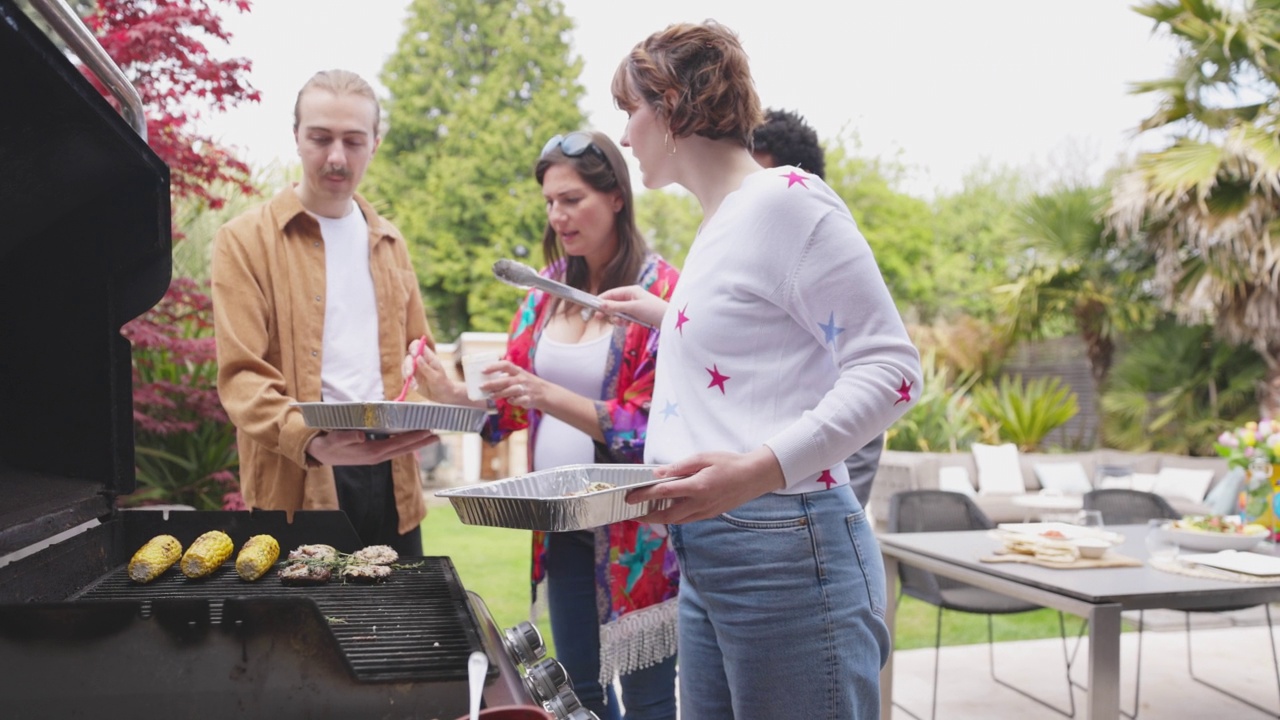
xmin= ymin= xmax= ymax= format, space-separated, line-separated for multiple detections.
xmin=819 ymin=311 xmax=844 ymax=345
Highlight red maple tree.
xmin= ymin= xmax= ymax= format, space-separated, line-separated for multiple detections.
xmin=78 ymin=0 xmax=259 ymax=509
xmin=82 ymin=0 xmax=259 ymax=208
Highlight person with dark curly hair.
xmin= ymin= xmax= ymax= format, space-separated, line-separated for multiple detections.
xmin=752 ymin=108 xmax=886 ymax=510
xmin=751 ymin=108 xmax=826 ymax=179
xmin=599 ymin=20 xmax=922 ymax=720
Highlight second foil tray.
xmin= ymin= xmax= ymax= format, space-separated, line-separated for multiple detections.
xmin=435 ymin=464 xmax=675 ymax=532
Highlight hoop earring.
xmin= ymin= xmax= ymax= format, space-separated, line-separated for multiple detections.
xmin=664 ymin=132 xmax=677 ymax=156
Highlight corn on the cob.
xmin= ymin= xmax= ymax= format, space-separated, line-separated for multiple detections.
xmin=180 ymin=530 xmax=234 ymax=578
xmin=128 ymin=534 xmax=183 ymax=583
xmin=235 ymin=534 xmax=280 ymax=581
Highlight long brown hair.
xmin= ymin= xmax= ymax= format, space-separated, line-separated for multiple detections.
xmin=535 ymin=131 xmax=649 ymax=306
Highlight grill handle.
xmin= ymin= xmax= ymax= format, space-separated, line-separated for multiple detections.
xmin=25 ymin=0 xmax=147 ymax=139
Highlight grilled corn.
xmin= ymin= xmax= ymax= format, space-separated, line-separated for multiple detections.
xmin=128 ymin=534 xmax=183 ymax=583
xmin=180 ymin=530 xmax=234 ymax=578
xmin=235 ymin=534 xmax=280 ymax=581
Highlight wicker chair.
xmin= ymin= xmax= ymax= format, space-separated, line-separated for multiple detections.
xmin=1082 ymin=488 xmax=1180 ymax=526
xmin=888 ymin=490 xmax=1075 ymax=719
xmin=1081 ymin=488 xmax=1279 ymax=718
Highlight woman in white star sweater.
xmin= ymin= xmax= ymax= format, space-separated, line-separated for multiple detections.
xmin=599 ymin=21 xmax=922 ymax=720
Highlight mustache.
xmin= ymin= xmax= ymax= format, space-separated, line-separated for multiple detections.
xmin=322 ymin=165 xmax=351 ymax=178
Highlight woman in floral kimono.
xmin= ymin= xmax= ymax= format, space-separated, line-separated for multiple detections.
xmin=405 ymin=130 xmax=679 ymax=720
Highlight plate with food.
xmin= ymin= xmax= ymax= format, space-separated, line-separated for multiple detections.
xmin=435 ymin=464 xmax=680 ymax=532
xmin=293 ymin=400 xmax=489 ymax=433
xmin=1156 ymin=515 xmax=1271 ymax=552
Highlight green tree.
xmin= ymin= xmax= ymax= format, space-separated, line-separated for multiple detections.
xmin=825 ymin=142 xmax=936 ymax=322
xmin=1108 ymin=0 xmax=1280 ymax=417
xmin=1101 ymin=319 xmax=1266 ymax=455
xmin=999 ymin=184 xmax=1156 ymax=392
xmin=635 ymin=188 xmax=701 ymax=268
xmin=366 ymin=0 xmax=585 ymax=339
xmin=929 ymin=164 xmax=1028 ymax=322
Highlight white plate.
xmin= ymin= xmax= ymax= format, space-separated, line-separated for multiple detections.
xmin=1180 ymin=550 xmax=1280 ymax=577
xmin=1158 ymin=526 xmax=1269 ymax=552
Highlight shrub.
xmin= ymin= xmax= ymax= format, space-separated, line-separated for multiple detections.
xmin=122 ymin=277 xmax=240 ymax=510
xmin=970 ymin=374 xmax=1079 ymax=452
xmin=887 ymin=350 xmax=982 ymax=452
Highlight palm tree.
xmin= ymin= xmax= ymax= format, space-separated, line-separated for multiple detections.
xmin=999 ymin=185 xmax=1155 ymax=392
xmin=1108 ymin=0 xmax=1280 ymax=417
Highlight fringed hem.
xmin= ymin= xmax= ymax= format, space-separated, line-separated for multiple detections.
xmin=597 ymin=597 xmax=679 ymax=687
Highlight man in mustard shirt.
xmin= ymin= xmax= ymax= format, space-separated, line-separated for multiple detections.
xmin=212 ymin=69 xmax=438 ymax=555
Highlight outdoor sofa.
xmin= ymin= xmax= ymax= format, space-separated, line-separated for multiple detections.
xmin=868 ymin=446 xmax=1236 ymax=529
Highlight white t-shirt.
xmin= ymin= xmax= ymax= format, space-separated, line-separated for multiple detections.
xmin=531 ymin=330 xmax=611 ymax=471
xmin=644 ymin=167 xmax=921 ymax=494
xmin=315 ymin=204 xmax=383 ymax=403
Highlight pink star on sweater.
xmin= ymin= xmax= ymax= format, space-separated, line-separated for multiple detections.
xmin=706 ymin=364 xmax=730 ymax=394
xmin=894 ymin=378 xmax=914 ymax=406
xmin=676 ymin=304 xmax=690 ymax=335
xmin=782 ymin=170 xmax=809 ymax=189
xmin=818 ymin=469 xmax=836 ymax=489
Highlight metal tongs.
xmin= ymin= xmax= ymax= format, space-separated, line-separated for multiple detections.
xmin=492 ymin=259 xmax=655 ymax=329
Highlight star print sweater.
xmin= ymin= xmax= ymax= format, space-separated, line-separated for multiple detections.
xmin=644 ymin=167 xmax=922 ymax=494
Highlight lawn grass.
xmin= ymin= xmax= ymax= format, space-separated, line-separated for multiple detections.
xmin=421 ymin=502 xmax=557 ymax=656
xmin=421 ymin=503 xmax=1086 ymax=653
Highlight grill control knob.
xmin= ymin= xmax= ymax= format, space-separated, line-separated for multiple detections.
xmin=523 ymin=657 xmax=571 ymax=703
xmin=542 ymin=687 xmax=583 ymax=719
xmin=501 ymin=621 xmax=547 ymax=667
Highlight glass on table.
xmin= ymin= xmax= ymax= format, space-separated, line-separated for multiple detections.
xmin=1144 ymin=518 xmax=1179 ymax=560
xmin=1074 ymin=509 xmax=1105 ymax=529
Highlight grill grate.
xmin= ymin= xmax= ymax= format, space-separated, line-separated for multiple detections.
xmin=74 ymin=555 xmax=485 ymax=683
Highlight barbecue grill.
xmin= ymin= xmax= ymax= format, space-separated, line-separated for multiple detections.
xmin=0 ymin=2 xmax=577 ymax=717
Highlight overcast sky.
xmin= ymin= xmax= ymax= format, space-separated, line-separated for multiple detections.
xmin=200 ymin=0 xmax=1180 ymax=197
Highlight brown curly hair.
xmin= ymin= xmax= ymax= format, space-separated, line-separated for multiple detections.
xmin=612 ymin=21 xmax=763 ymax=148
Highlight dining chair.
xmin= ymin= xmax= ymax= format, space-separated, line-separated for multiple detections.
xmin=888 ymin=490 xmax=1076 ymax=719
xmin=1081 ymin=488 xmax=1280 ymax=718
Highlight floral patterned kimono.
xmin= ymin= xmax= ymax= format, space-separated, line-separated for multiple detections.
xmin=482 ymin=253 xmax=681 ymax=683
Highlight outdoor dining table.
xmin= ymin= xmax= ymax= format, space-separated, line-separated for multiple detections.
xmin=878 ymin=524 xmax=1280 ymax=720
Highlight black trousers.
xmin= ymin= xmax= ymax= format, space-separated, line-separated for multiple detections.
xmin=333 ymin=462 xmax=423 ymax=556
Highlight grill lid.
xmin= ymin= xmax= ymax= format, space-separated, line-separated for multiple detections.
xmin=0 ymin=0 xmax=171 ymax=555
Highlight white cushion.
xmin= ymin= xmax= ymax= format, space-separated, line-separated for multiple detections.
xmin=1033 ymin=462 xmax=1092 ymax=495
xmin=938 ymin=466 xmax=976 ymax=497
xmin=1131 ymin=473 xmax=1159 ymax=493
xmin=1095 ymin=476 xmax=1130 ymax=491
xmin=1152 ymin=467 xmax=1216 ymax=503
xmin=971 ymin=442 xmax=1025 ymax=496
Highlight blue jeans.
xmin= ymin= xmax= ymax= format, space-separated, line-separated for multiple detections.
xmin=670 ymin=485 xmax=889 ymax=720
xmin=545 ymin=530 xmax=678 ymax=720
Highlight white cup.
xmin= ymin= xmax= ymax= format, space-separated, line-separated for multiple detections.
xmin=462 ymin=351 xmax=502 ymax=401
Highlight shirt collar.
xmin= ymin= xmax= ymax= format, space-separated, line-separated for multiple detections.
xmin=270 ymin=185 xmax=401 ymax=243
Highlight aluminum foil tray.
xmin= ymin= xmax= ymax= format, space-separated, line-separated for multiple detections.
xmin=294 ymin=401 xmax=489 ymax=433
xmin=435 ymin=464 xmax=674 ymax=532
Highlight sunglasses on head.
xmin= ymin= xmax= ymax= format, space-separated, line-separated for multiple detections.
xmin=541 ymin=131 xmax=604 ymax=160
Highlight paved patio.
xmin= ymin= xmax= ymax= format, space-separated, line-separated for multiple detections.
xmin=889 ymin=606 xmax=1280 ymax=719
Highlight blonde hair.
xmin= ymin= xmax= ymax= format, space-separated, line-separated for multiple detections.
xmin=293 ymin=69 xmax=382 ymax=138
xmin=612 ymin=21 xmax=762 ymax=148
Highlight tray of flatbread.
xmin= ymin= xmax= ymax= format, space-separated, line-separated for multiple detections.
xmin=989 ymin=524 xmax=1125 ymax=564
